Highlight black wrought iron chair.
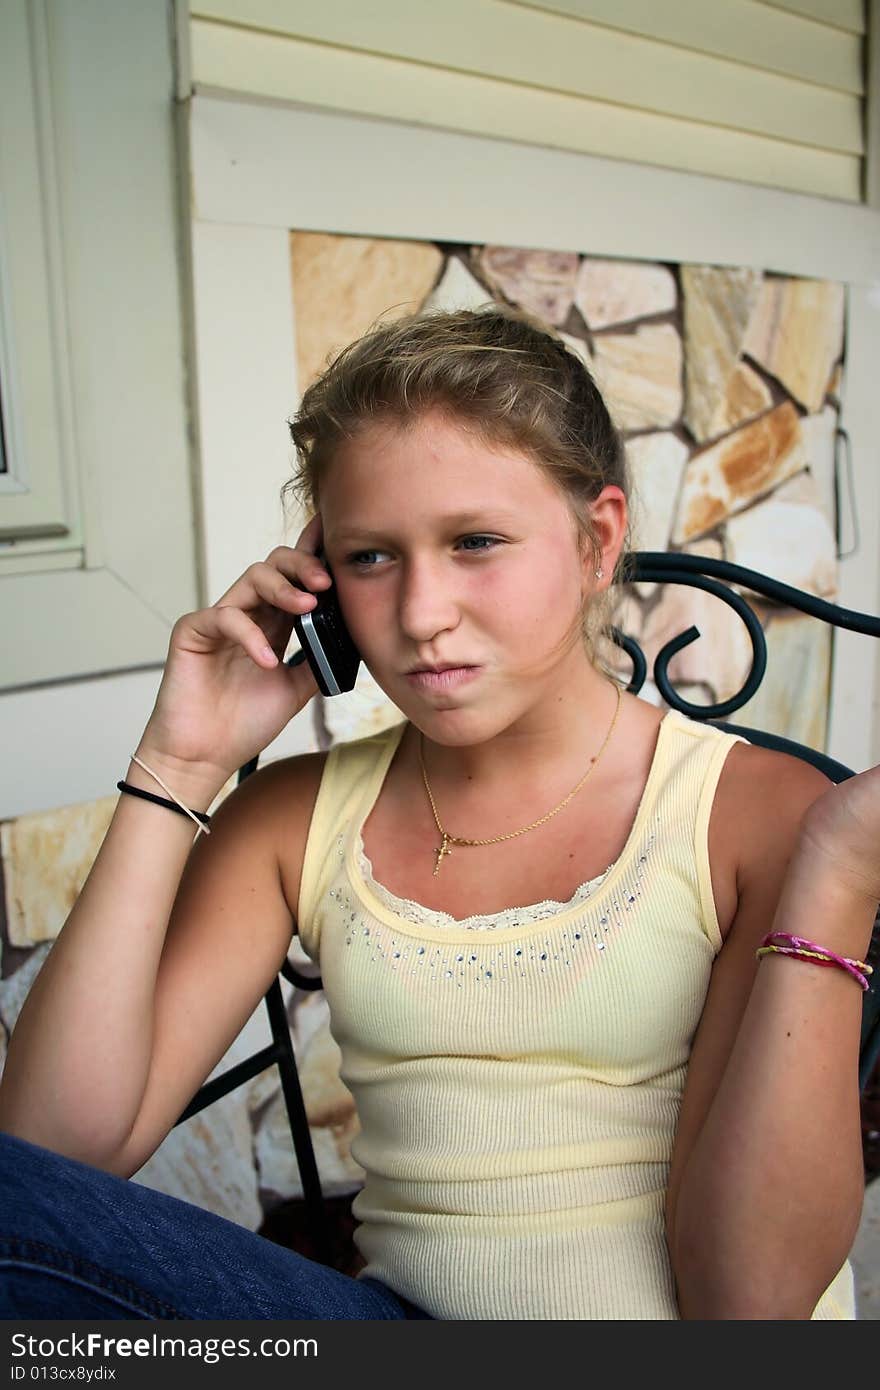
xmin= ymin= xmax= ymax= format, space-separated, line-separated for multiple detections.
xmin=625 ymin=553 xmax=880 ymax=1096
xmin=175 ymin=552 xmax=880 ymax=1259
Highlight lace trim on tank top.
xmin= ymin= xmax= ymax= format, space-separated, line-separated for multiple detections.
xmin=354 ymin=831 xmax=613 ymax=930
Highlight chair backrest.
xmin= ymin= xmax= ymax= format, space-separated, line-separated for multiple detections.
xmin=622 ymin=551 xmax=880 ymax=1089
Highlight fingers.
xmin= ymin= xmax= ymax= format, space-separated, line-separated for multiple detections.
xmin=213 ymin=546 xmax=331 ymax=611
xmin=186 ymin=528 xmax=336 ymax=672
xmin=177 ymin=605 xmax=282 ymax=668
xmin=268 ymin=546 xmax=332 ymax=595
xmin=256 ymin=553 xmax=331 ymax=604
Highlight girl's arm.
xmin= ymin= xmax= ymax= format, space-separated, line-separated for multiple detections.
xmin=0 ymin=750 xmax=322 ymax=1176
xmin=665 ymin=745 xmax=878 ymax=1320
xmin=0 ymin=527 xmax=330 ymax=1173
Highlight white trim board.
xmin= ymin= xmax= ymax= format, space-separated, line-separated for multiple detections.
xmin=190 ymin=222 xmax=300 ymax=603
xmin=191 ymin=97 xmax=880 ymax=283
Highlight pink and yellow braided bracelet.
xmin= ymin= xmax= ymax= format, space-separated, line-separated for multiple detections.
xmin=756 ymin=932 xmax=873 ymax=991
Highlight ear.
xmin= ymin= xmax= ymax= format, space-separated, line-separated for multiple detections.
xmin=581 ymin=485 xmax=628 ymax=592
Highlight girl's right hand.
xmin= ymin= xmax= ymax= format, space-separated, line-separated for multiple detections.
xmin=135 ymin=515 xmax=331 ymax=791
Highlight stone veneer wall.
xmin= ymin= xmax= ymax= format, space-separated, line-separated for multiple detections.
xmin=0 ymin=234 xmax=846 ymax=1233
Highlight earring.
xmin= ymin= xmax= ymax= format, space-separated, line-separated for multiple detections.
xmin=595 ymin=567 xmax=604 ymax=580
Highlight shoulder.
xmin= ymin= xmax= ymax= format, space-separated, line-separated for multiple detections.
xmin=212 ymin=749 xmax=329 ymax=836
xmin=208 ymin=750 xmax=330 ymax=925
xmin=715 ymin=740 xmax=832 ymax=862
xmin=257 ymin=720 xmax=407 ymax=920
xmin=710 ymin=738 xmax=833 ymax=930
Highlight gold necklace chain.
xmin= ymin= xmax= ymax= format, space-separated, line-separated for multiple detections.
xmin=419 ymin=682 xmax=623 ymax=875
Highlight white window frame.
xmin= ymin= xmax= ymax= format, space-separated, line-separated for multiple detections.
xmin=0 ymin=0 xmax=198 ymax=691
xmin=0 ymin=0 xmax=76 ymax=545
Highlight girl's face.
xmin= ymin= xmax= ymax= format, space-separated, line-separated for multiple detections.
xmin=320 ymin=409 xmax=608 ymax=745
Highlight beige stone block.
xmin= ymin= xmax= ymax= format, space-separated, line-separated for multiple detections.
xmin=801 ymin=405 xmax=839 ymax=531
xmin=662 ymin=682 xmax=714 ymax=714
xmin=681 ymin=266 xmax=763 ymax=442
xmin=242 ymin=980 xmax=319 ymax=1124
xmin=596 ymin=590 xmax=646 ymax=686
xmin=560 ymin=331 xmax=593 ymax=372
xmin=323 ymin=665 xmax=404 ymax=747
xmin=299 ymin=1014 xmax=357 ymax=1130
xmin=625 ymin=433 xmax=689 ymax=555
xmin=639 ymin=579 xmax=754 ymax=706
xmin=287 ymin=932 xmax=321 ymax=980
xmin=133 ymin=1089 xmax=262 ymax=1230
xmin=624 ymin=677 xmax=663 ymax=709
xmin=2 ymin=798 xmax=116 ymax=947
xmin=682 ymin=536 xmax=725 ymax=564
xmin=706 ymin=361 xmax=773 ymax=440
xmin=726 ymin=476 xmax=838 ymax=600
xmin=743 ymin=277 xmax=845 ymax=414
xmin=255 ymin=1085 xmax=364 ymax=1205
xmin=770 ymin=469 xmax=818 ymax=506
xmin=475 ymin=246 xmax=579 ymax=326
xmin=730 ymin=606 xmax=831 ymax=750
xmin=673 ymin=402 xmax=805 ymax=544
xmin=591 ymin=323 xmax=683 ymax=431
xmin=292 ymin=985 xmax=334 ymax=1056
xmin=422 ymin=255 xmax=494 ymax=314
xmin=290 ymin=232 xmax=443 ymax=393
xmin=574 ymin=258 xmax=676 ymax=330
xmin=674 ymin=535 xmax=726 ymax=603
xmin=245 ymin=989 xmax=365 ymax=1205
xmin=253 ymin=998 xmax=364 ymax=1204
xmin=246 ymin=991 xmax=340 ymax=1120
xmin=246 ymin=1058 xmax=280 ymax=1119
xmin=0 ymin=942 xmax=52 ymax=1033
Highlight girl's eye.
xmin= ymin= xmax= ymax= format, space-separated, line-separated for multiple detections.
xmin=458 ymin=535 xmax=500 ymax=553
xmin=346 ymin=549 xmax=389 ymax=567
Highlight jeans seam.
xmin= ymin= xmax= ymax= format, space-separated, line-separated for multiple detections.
xmin=0 ymin=1236 xmax=181 ymax=1319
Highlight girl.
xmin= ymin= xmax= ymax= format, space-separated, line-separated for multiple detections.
xmin=0 ymin=307 xmax=877 ymax=1320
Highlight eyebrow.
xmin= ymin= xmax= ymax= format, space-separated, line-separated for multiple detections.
xmin=329 ymin=512 xmax=520 ymax=542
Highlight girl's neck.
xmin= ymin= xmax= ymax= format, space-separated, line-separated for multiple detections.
xmin=414 ymin=659 xmax=623 ymax=800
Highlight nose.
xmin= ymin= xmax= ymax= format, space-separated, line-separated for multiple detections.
xmin=398 ymin=555 xmax=461 ymax=644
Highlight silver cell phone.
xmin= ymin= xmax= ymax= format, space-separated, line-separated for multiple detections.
xmin=291 ymin=557 xmax=361 ymax=696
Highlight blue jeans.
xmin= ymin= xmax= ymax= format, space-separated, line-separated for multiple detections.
xmin=0 ymin=1132 xmax=431 ymax=1319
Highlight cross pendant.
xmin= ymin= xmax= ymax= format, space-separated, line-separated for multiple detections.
xmin=433 ymin=834 xmax=452 ymax=876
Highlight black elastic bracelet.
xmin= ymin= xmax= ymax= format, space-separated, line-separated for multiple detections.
xmin=116 ymin=781 xmax=212 ymax=826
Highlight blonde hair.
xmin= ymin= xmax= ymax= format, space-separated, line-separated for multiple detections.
xmin=284 ymin=305 xmax=629 ymax=657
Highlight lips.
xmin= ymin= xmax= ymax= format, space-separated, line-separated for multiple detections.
xmin=404 ymin=665 xmax=481 ymax=692
xmin=406 ymin=662 xmax=469 ymax=674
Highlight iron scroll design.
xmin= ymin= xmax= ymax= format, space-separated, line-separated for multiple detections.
xmin=615 ymin=551 xmax=880 ymax=725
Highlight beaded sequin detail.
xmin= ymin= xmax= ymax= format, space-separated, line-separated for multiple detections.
xmin=331 ymin=826 xmax=657 ymax=983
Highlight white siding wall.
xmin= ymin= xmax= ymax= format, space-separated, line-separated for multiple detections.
xmin=188 ymin=0 xmax=867 ymax=201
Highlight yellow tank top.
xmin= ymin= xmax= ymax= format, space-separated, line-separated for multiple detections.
xmin=296 ymin=710 xmax=854 ymax=1320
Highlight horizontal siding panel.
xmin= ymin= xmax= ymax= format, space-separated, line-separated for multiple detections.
xmin=191 ymin=1 xmax=863 ymax=154
xmin=508 ymin=0 xmax=863 ymax=93
xmin=190 ymin=22 xmax=861 ymax=201
xmin=760 ymin=0 xmax=865 ymax=33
